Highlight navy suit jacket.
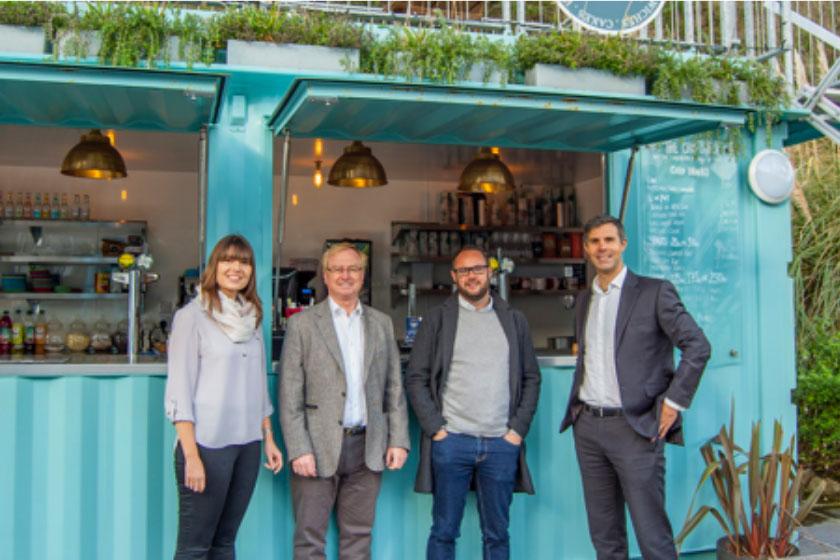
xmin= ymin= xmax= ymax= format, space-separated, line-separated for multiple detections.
xmin=559 ymin=269 xmax=711 ymax=445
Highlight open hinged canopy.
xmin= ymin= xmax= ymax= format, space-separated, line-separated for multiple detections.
xmin=269 ymin=78 xmax=754 ymax=152
xmin=0 ymin=61 xmax=224 ymax=132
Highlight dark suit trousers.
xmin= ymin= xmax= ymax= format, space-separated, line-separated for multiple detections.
xmin=290 ymin=433 xmax=382 ymax=560
xmin=572 ymin=411 xmax=676 ymax=560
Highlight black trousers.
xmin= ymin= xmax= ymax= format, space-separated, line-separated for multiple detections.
xmin=573 ymin=411 xmax=677 ymax=560
xmin=173 ymin=440 xmax=261 ymax=560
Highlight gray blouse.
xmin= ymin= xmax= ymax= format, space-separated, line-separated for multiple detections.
xmin=164 ymin=298 xmax=274 ymax=448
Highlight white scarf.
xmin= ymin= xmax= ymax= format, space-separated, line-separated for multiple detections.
xmin=200 ymin=289 xmax=257 ymax=343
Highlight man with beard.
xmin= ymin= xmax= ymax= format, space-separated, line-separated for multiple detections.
xmin=405 ymin=246 xmax=541 ymax=560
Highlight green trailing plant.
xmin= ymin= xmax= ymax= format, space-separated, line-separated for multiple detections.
xmin=359 ymin=16 xmax=513 ymax=84
xmin=208 ymin=6 xmax=366 ymax=51
xmin=0 ymin=1 xmax=65 ymax=27
xmin=675 ymin=406 xmax=825 ymax=558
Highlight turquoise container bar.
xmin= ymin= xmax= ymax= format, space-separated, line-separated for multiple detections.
xmin=0 ymin=56 xmax=802 ymax=559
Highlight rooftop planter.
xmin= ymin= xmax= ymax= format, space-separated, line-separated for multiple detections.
xmin=0 ymin=1 xmax=65 ymax=55
xmin=209 ymin=6 xmax=364 ymax=72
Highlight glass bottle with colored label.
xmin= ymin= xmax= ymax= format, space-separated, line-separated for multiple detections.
xmin=11 ymin=309 xmax=24 ymax=353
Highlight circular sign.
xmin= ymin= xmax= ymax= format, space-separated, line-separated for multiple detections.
xmin=748 ymin=149 xmax=795 ymax=205
xmin=558 ymin=1 xmax=665 ymax=35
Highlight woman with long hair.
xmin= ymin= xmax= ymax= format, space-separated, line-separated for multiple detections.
xmin=165 ymin=234 xmax=283 ymax=559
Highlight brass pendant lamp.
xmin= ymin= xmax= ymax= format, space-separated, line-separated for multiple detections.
xmin=61 ymin=129 xmax=127 ymax=180
xmin=327 ymin=140 xmax=387 ymax=188
xmin=457 ymin=147 xmax=515 ymax=194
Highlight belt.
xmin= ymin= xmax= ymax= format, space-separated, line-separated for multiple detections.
xmin=343 ymin=425 xmax=366 ymax=436
xmin=582 ymin=403 xmax=623 ymax=417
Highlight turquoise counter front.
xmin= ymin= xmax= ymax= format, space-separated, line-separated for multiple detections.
xmin=0 ymin=364 xmax=719 ymax=560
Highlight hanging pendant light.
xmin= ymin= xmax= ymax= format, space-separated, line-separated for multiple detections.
xmin=61 ymin=129 xmax=127 ymax=180
xmin=457 ymin=147 xmax=515 ymax=194
xmin=327 ymin=140 xmax=387 ymax=188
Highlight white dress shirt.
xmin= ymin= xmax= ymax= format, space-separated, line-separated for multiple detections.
xmin=579 ymin=266 xmax=685 ymax=412
xmin=329 ymin=296 xmax=367 ymax=427
xmin=579 ymin=266 xmax=627 ymax=408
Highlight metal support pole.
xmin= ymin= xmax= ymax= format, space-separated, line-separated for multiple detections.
xmin=502 ymin=0 xmax=511 ymax=34
xmin=744 ymin=0 xmax=756 ymax=53
xmin=782 ymin=0 xmax=795 ymax=94
xmin=273 ymin=129 xmax=292 ymax=331
xmin=516 ymin=0 xmax=526 ymax=33
xmin=684 ymin=0 xmax=695 ymax=45
xmin=619 ymin=146 xmax=639 ymax=224
xmin=198 ymin=126 xmax=208 ymax=279
xmin=127 ymin=269 xmax=141 ymax=364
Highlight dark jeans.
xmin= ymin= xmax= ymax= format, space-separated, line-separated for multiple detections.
xmin=427 ymin=432 xmax=520 ymax=560
xmin=173 ymin=440 xmax=261 ymax=560
xmin=573 ymin=411 xmax=676 ymax=560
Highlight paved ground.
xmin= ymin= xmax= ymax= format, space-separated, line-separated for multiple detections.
xmin=798 ymin=506 xmax=840 ymax=557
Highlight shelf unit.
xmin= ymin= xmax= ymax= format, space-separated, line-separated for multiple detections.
xmin=0 ymin=292 xmax=127 ymax=301
xmin=390 ymin=221 xmax=588 ymax=305
xmin=0 ymin=256 xmax=119 ymax=265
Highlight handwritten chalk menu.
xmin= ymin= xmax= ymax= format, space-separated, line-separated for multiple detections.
xmin=636 ymin=140 xmax=741 ymax=366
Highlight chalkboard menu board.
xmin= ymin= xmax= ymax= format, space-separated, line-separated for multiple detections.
xmin=635 ymin=141 xmax=742 ymax=366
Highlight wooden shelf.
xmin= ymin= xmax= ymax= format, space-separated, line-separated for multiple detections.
xmin=0 ymin=255 xmax=118 ymax=265
xmin=391 ymin=253 xmax=586 ymax=265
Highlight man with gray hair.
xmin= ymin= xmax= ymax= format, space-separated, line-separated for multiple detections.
xmin=406 ymin=246 xmax=541 ymax=560
xmin=279 ymin=242 xmax=410 ymax=560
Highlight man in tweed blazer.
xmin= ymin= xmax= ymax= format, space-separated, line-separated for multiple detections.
xmin=280 ymin=242 xmax=410 ymax=560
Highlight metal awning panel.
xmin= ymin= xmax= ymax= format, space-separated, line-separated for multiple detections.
xmin=0 ymin=61 xmax=224 ymax=132
xmin=269 ymin=78 xmax=748 ymax=152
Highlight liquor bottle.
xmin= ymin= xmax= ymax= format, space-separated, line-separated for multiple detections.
xmin=81 ymin=194 xmax=91 ymax=220
xmin=33 ymin=193 xmax=42 ymax=219
xmin=4 ymin=192 xmax=13 ymax=218
xmin=72 ymin=194 xmax=81 ymax=220
xmin=23 ymin=193 xmax=32 ymax=219
xmin=555 ymin=188 xmax=566 ymax=228
xmin=51 ymin=194 xmax=60 ymax=219
xmin=41 ymin=192 xmax=50 ymax=219
xmin=60 ymin=194 xmax=70 ymax=220
xmin=0 ymin=310 xmax=11 ymax=355
xmin=14 ymin=193 xmax=24 ymax=218
xmin=0 ymin=191 xmax=4 ymax=218
xmin=567 ymin=188 xmax=577 ymax=227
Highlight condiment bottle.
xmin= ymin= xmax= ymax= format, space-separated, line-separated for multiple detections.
xmin=11 ymin=309 xmax=24 ymax=353
xmin=0 ymin=310 xmax=12 ymax=355
xmin=23 ymin=310 xmax=35 ymax=354
xmin=34 ymin=310 xmax=47 ymax=355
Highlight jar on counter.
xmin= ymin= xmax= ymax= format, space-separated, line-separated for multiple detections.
xmin=112 ymin=320 xmax=129 ymax=354
xmin=90 ymin=318 xmax=113 ymax=352
xmin=65 ymin=319 xmax=90 ymax=353
xmin=45 ymin=318 xmax=65 ymax=353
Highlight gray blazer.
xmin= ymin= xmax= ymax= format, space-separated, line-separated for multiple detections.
xmin=560 ymin=269 xmax=711 ymax=444
xmin=405 ymin=294 xmax=541 ymax=494
xmin=279 ymin=300 xmax=410 ymax=477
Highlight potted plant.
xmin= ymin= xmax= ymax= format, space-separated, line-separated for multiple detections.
xmin=675 ymin=407 xmax=825 ymax=559
xmin=0 ymin=1 xmax=64 ymax=55
xmin=213 ymin=6 xmax=364 ymax=72
xmin=514 ymin=31 xmax=654 ymax=95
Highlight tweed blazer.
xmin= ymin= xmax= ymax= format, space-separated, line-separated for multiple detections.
xmin=279 ymin=299 xmax=410 ymax=477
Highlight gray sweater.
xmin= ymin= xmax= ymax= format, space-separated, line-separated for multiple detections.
xmin=442 ymin=299 xmax=510 ymax=437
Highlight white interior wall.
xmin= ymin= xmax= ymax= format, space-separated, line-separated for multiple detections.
xmin=278 ymin=139 xmax=604 ymax=345
xmin=0 ymin=126 xmax=199 ymax=329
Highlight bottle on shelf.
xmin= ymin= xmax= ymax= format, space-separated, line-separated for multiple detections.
xmin=23 ymin=310 xmax=35 ymax=354
xmin=41 ymin=192 xmax=50 ymax=220
xmin=0 ymin=190 xmax=4 ymax=218
xmin=51 ymin=194 xmax=61 ymax=220
xmin=81 ymin=194 xmax=91 ymax=220
xmin=11 ymin=309 xmax=24 ymax=353
xmin=23 ymin=193 xmax=32 ymax=219
xmin=555 ymin=188 xmax=566 ymax=228
xmin=34 ymin=310 xmax=47 ymax=355
xmin=60 ymin=194 xmax=70 ymax=220
xmin=566 ymin=187 xmax=577 ymax=227
xmin=0 ymin=310 xmax=12 ymax=355
xmin=14 ymin=192 xmax=24 ymax=218
xmin=4 ymin=192 xmax=13 ymax=218
xmin=72 ymin=194 xmax=81 ymax=220
xmin=33 ymin=193 xmax=42 ymax=219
